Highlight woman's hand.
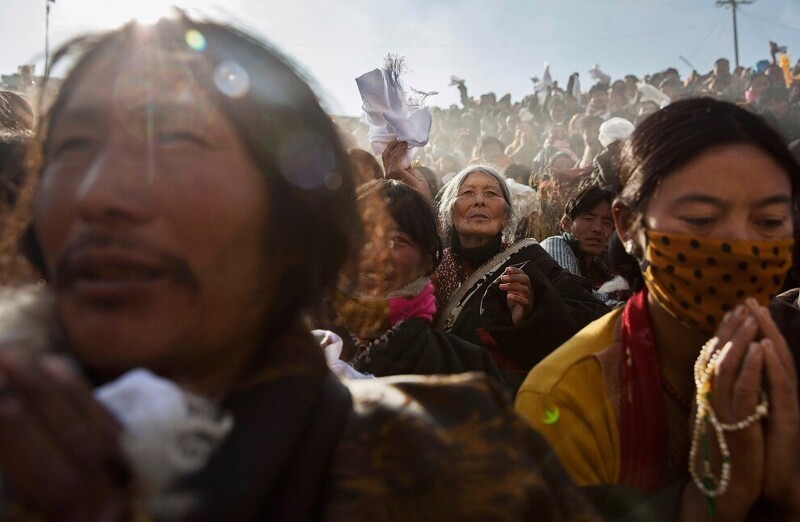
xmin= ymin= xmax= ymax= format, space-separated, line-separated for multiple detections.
xmin=745 ymin=299 xmax=800 ymax=515
xmin=499 ymin=266 xmax=533 ymax=325
xmin=678 ymin=307 xmax=765 ymax=521
xmin=381 ymin=140 xmax=428 ymax=195
xmin=0 ymin=349 xmax=131 ymax=521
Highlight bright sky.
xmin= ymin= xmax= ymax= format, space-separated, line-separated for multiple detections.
xmin=1 ymin=0 xmax=798 ymax=116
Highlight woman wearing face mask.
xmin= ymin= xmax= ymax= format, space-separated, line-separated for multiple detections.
xmin=516 ymin=98 xmax=800 ymax=520
xmin=327 ymin=179 xmax=506 ymax=385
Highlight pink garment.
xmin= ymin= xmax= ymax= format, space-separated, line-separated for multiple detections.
xmin=389 ymin=282 xmax=436 ymax=325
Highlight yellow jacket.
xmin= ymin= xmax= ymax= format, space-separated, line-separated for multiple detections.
xmin=514 ymin=308 xmax=623 ymax=486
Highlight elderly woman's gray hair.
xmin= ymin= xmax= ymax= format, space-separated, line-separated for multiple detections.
xmin=437 ymin=164 xmax=516 ymax=246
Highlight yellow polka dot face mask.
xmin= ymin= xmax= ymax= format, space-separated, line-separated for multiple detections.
xmin=642 ymin=231 xmax=794 ymax=334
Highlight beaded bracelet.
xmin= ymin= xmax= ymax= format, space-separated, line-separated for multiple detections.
xmin=688 ymin=338 xmax=770 ymax=516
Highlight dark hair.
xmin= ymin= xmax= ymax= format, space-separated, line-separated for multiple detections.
xmin=618 ymin=98 xmax=800 ymax=211
xmin=504 ymin=163 xmax=531 ymax=185
xmin=0 ymin=132 xmax=30 ymax=207
xmin=359 ymin=179 xmax=443 ymax=275
xmin=588 ymin=84 xmax=608 ymax=97
xmin=25 ymin=13 xmax=360 ymax=327
xmin=563 ymin=184 xmax=615 ymax=221
xmin=348 ymin=148 xmax=383 ymax=184
xmin=414 ymin=165 xmax=440 ymax=197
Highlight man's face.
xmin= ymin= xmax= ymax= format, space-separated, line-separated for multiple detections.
xmin=35 ymin=47 xmax=279 ymax=384
xmin=563 ymin=201 xmax=613 ymax=257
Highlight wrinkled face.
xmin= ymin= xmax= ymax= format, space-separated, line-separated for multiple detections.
xmin=36 ymin=46 xmax=279 ymax=381
xmin=641 ymin=145 xmax=793 ymax=243
xmin=453 ymin=171 xmax=509 ymax=247
xmin=563 ymin=201 xmax=614 ymax=257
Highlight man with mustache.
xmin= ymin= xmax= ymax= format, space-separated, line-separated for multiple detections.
xmin=0 ymin=14 xmax=599 ymax=522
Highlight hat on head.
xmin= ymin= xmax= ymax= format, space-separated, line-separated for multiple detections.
xmin=598 ymin=117 xmax=635 ymax=148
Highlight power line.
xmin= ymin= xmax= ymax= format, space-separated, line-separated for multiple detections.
xmin=715 ymin=0 xmax=756 ymax=67
xmin=739 ymin=10 xmax=800 ymax=33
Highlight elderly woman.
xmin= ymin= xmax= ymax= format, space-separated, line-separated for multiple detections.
xmin=516 ymin=98 xmax=800 ymax=520
xmin=433 ymin=165 xmax=608 ymax=391
xmin=323 ymin=179 xmax=506 ymax=386
xmin=0 ymin=13 xmax=599 ymax=520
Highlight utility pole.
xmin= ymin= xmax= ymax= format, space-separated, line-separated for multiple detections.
xmin=45 ymin=0 xmax=55 ymax=73
xmin=716 ymin=0 xmax=755 ymax=68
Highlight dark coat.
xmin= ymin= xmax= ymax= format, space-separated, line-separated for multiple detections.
xmin=437 ymin=242 xmax=609 ymax=392
xmin=176 ymin=331 xmax=601 ymax=521
xmin=350 ymin=317 xmax=509 ymax=392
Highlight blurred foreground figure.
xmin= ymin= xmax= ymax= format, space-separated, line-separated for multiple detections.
xmin=2 ymin=13 xmax=598 ymax=521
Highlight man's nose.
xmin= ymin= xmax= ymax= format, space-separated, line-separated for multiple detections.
xmin=75 ymin=142 xmax=155 ymax=225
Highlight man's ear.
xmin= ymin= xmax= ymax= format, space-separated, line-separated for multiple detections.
xmin=559 ymin=216 xmax=571 ymax=232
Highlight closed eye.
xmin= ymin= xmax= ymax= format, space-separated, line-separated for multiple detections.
xmin=681 ymin=216 xmax=717 ymax=227
xmin=155 ymin=131 xmax=208 ymax=147
xmin=754 ymin=217 xmax=788 ymax=229
xmin=51 ymin=136 xmax=93 ymax=156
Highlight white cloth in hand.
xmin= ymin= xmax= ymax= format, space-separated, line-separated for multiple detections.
xmin=356 ymin=65 xmax=432 ymax=168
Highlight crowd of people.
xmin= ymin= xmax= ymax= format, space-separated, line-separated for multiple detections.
xmin=0 ymin=10 xmax=798 ymax=521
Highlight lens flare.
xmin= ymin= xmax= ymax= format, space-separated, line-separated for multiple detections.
xmin=185 ymin=29 xmax=207 ymax=52
xmin=213 ymin=60 xmax=250 ymax=99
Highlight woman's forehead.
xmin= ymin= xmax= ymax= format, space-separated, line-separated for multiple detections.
xmin=651 ymin=145 xmax=792 ymax=205
xmin=461 ymin=171 xmax=500 ymax=188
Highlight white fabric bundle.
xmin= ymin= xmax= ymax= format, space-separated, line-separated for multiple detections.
xmin=356 ymin=57 xmax=433 ymax=169
xmin=637 ymin=82 xmax=671 ymax=108
xmin=312 ymin=329 xmax=372 ymax=380
xmin=598 ymin=117 xmax=635 ymax=148
xmin=532 ymin=63 xmax=553 ymax=94
xmin=588 ymin=64 xmax=611 ymax=85
xmin=506 ymin=178 xmax=538 ymax=216
xmin=95 ymin=370 xmax=233 ymax=499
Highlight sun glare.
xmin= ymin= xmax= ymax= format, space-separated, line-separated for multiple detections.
xmin=58 ymin=1 xmax=214 ymax=32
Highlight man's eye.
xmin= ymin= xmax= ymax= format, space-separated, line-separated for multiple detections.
xmin=52 ymin=137 xmax=93 ymax=156
xmin=155 ymin=131 xmax=207 ymax=147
